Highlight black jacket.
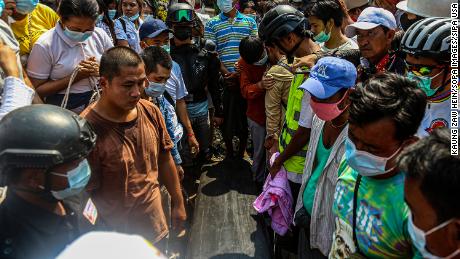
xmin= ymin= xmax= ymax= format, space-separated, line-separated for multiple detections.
xmin=170 ymin=43 xmax=224 ymax=117
xmin=0 ymin=189 xmax=106 ymax=259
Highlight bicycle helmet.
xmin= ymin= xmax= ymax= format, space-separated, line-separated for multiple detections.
xmin=401 ymin=17 xmax=452 ymax=63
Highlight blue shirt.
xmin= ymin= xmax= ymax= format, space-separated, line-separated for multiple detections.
xmin=164 ymin=61 xmax=186 ymax=143
xmin=204 ymin=11 xmax=257 ymax=72
xmin=156 ymin=96 xmax=182 ymax=165
xmin=114 ymin=16 xmax=142 ymax=53
xmin=96 ymin=20 xmax=114 ymax=43
xmin=187 ymin=100 xmax=208 ymax=118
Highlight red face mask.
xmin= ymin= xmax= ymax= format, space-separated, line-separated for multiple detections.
xmin=310 ymin=90 xmax=349 ymax=121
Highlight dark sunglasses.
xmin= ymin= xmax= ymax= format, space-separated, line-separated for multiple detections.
xmin=405 ymin=61 xmax=445 ymax=76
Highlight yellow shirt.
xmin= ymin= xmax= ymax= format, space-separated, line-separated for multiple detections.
xmin=11 ymin=3 xmax=59 ymax=55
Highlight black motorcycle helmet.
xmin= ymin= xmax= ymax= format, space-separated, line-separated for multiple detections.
xmin=258 ymin=5 xmax=306 ymax=43
xmin=259 ymin=5 xmax=311 ymax=63
xmin=167 ymin=2 xmax=200 ymax=41
xmin=0 ymin=105 xmax=96 ymax=182
xmin=166 ymin=2 xmax=195 ymax=26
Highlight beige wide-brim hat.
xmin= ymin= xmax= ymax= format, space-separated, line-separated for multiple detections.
xmin=396 ymin=0 xmax=455 ymax=18
xmin=344 ymin=0 xmax=369 ymax=11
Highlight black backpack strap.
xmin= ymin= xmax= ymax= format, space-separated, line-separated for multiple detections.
xmin=119 ymin=18 xmax=127 ymax=34
xmin=276 ymin=60 xmax=294 ymax=74
xmin=281 ymin=101 xmax=287 ymax=110
xmin=163 ymin=90 xmax=175 ymax=109
xmin=353 ymin=174 xmax=363 ymax=254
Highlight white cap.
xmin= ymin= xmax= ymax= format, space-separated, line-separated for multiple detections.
xmin=56 ymin=232 xmax=167 ymax=259
xmin=396 ymin=0 xmax=456 ymax=18
xmin=345 ymin=7 xmax=397 ymax=37
xmin=344 ymin=0 xmax=369 ymax=11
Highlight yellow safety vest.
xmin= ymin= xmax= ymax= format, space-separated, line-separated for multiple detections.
xmin=278 ymin=73 xmax=309 ymax=174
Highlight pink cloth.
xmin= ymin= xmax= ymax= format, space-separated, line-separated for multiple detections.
xmin=253 ymin=153 xmax=293 ymax=236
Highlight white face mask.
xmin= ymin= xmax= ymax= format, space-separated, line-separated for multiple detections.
xmin=345 ymin=138 xmax=401 ymax=177
xmin=407 ymin=211 xmax=460 ymax=259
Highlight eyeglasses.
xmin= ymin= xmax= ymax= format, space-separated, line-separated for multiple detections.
xmin=172 ymin=9 xmax=194 ymax=23
xmin=405 ymin=61 xmax=445 ymax=76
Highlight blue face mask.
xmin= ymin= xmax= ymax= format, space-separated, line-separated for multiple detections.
xmin=15 ymin=0 xmax=38 ymax=14
xmin=145 ymin=80 xmax=166 ymax=98
xmin=108 ymin=9 xmax=117 ymax=20
xmin=0 ymin=0 xmax=5 ymax=17
xmin=345 ymin=138 xmax=401 ymax=177
xmin=313 ymin=29 xmax=331 ymax=43
xmin=217 ymin=0 xmax=233 ymax=13
xmin=125 ymin=12 xmax=140 ymax=22
xmin=50 ymin=159 xmax=91 ymax=200
xmin=63 ymin=26 xmax=93 ymax=42
xmin=96 ymin=14 xmax=104 ymax=23
xmin=407 ymin=70 xmax=444 ymax=97
xmin=407 ymin=211 xmax=460 ymax=259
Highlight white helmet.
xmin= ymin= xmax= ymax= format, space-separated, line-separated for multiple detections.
xmin=57 ymin=232 xmax=167 ymax=259
xmin=401 ymin=17 xmax=452 ymax=63
xmin=396 ymin=0 xmax=456 ymax=18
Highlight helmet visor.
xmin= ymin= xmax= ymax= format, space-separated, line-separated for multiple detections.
xmin=172 ymin=9 xmax=193 ymax=23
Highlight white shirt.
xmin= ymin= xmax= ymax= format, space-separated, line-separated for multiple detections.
xmin=417 ymin=98 xmax=454 ymax=138
xmin=0 ymin=77 xmax=35 ymax=120
xmin=320 ymin=38 xmax=359 ymax=52
xmin=27 ymin=24 xmax=113 ymax=94
xmin=287 ymin=91 xmax=314 ymax=183
xmin=298 ymin=91 xmax=314 ymax=129
xmin=165 ymin=61 xmax=188 ymax=101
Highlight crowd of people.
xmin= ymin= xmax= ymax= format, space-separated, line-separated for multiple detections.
xmin=0 ymin=0 xmax=458 ymax=258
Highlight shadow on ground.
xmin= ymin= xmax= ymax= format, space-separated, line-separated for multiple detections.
xmin=186 ymin=157 xmax=271 ymax=259
xmin=200 ymin=159 xmax=255 ymax=197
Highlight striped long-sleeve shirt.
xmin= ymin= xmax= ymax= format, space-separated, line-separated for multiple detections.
xmin=204 ymin=11 xmax=258 ymax=72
